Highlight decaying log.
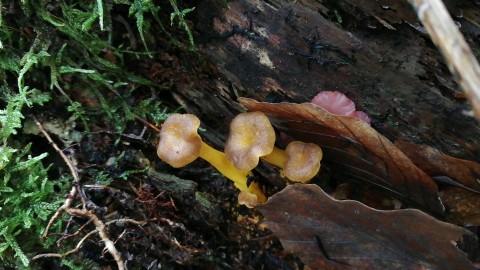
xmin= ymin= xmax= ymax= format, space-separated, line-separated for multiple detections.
xmin=175 ymin=0 xmax=480 ymax=161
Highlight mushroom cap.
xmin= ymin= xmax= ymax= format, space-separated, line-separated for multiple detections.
xmin=311 ymin=91 xmax=356 ymax=116
xmin=238 ymin=191 xmax=259 ymax=208
xmin=157 ymin=113 xmax=202 ymax=168
xmin=311 ymin=91 xmax=371 ymax=125
xmin=283 ymin=141 xmax=323 ymax=183
xmin=225 ymin=111 xmax=276 ymax=172
xmin=352 ymin=110 xmax=372 ymax=125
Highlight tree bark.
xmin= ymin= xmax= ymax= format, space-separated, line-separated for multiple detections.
xmin=177 ymin=0 xmax=480 ymax=161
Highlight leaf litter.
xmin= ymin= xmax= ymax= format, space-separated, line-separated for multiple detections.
xmin=238 ymin=98 xmax=480 ymax=267
xmin=395 ymin=140 xmax=480 ymax=226
xmin=257 ymin=184 xmax=474 ymax=269
xmin=239 ymin=97 xmax=444 ymax=214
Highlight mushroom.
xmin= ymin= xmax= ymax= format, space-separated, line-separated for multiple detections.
xmin=311 ymin=91 xmax=356 ymax=116
xmin=224 ymin=111 xmax=323 ymax=183
xmin=311 ymin=91 xmax=371 ymax=124
xmin=263 ymin=141 xmax=323 ymax=183
xmin=282 ymin=141 xmax=323 ymax=183
xmin=157 ymin=113 xmax=266 ymax=206
xmin=157 ymin=114 xmax=202 ymax=168
xmin=225 ymin=111 xmax=276 ymax=172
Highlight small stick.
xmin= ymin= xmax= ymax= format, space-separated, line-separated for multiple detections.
xmin=32 ymin=230 xmax=97 ymax=260
xmin=408 ymin=0 xmax=480 ymax=120
xmin=105 ymin=218 xmax=148 ymax=226
xmin=33 ymin=117 xmax=80 ymax=182
xmin=33 ymin=117 xmax=80 ymax=238
xmin=66 ymin=208 xmax=125 ymax=270
xmin=134 ymin=113 xmax=161 ymax=133
xmin=56 ymin=219 xmax=93 ymax=246
xmin=34 ymin=117 xmax=125 ymax=270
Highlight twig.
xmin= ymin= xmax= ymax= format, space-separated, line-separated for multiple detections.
xmin=43 ymin=186 xmax=77 ymax=239
xmin=54 ymin=83 xmax=73 ymax=103
xmin=105 ymin=218 xmax=148 ymax=226
xmin=34 ymin=117 xmax=126 ymax=270
xmin=36 ymin=217 xmax=147 ymax=266
xmin=408 ymin=0 xmax=480 ymax=120
xmin=134 ymin=113 xmax=161 ymax=133
xmin=63 ymin=230 xmax=98 ymax=257
xmin=33 ymin=116 xmax=81 ymax=238
xmin=32 ymin=230 xmax=97 ymax=261
xmin=115 ymin=229 xmax=128 ymax=244
xmin=33 ymin=117 xmax=80 ymax=183
xmin=65 ymin=208 xmax=125 ymax=270
xmin=31 ymin=253 xmax=63 ymax=260
xmin=56 ymin=219 xmax=93 ymax=246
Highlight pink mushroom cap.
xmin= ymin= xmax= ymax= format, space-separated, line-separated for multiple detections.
xmin=352 ymin=111 xmax=372 ymax=125
xmin=311 ymin=91 xmax=356 ymax=116
xmin=311 ymin=91 xmax=371 ymax=125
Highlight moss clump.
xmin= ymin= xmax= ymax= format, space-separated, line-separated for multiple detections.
xmin=0 ymin=0 xmax=196 ymax=267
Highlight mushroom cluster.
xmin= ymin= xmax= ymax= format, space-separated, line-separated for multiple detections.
xmin=157 ymin=112 xmax=323 ymax=207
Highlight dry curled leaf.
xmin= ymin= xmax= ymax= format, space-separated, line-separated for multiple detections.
xmin=239 ymin=98 xmax=443 ymax=214
xmin=394 ymin=141 xmax=480 ymax=225
xmin=440 ymin=187 xmax=480 ymax=226
xmin=394 ymin=140 xmax=480 ymax=191
xmin=257 ymin=184 xmax=474 ymax=270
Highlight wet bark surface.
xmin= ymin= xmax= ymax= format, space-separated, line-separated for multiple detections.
xmin=176 ymin=0 xmax=480 ymax=161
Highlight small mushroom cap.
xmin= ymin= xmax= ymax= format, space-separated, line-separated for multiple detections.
xmin=311 ymin=91 xmax=356 ymax=116
xmin=238 ymin=191 xmax=259 ymax=208
xmin=312 ymin=91 xmax=371 ymax=125
xmin=283 ymin=141 xmax=323 ymax=183
xmin=225 ymin=111 xmax=276 ymax=172
xmin=157 ymin=113 xmax=202 ymax=168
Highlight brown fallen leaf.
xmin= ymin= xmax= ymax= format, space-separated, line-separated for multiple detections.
xmin=394 ymin=141 xmax=480 ymax=225
xmin=239 ymin=98 xmax=444 ymax=214
xmin=257 ymin=184 xmax=474 ymax=270
xmin=440 ymin=187 xmax=480 ymax=226
xmin=394 ymin=140 xmax=480 ymax=191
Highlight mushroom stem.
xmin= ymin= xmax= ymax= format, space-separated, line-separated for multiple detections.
xmin=200 ymin=141 xmax=248 ymax=185
xmin=261 ymin=146 xmax=287 ymax=168
xmin=199 ymin=141 xmax=266 ymax=203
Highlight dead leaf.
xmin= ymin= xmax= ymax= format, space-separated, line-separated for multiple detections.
xmin=394 ymin=140 xmax=480 ymax=191
xmin=440 ymin=187 xmax=480 ymax=226
xmin=257 ymin=184 xmax=474 ymax=270
xmin=239 ymin=98 xmax=444 ymax=214
xmin=393 ymin=141 xmax=480 ymax=225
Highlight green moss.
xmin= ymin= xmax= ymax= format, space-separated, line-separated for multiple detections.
xmin=0 ymin=0 xmax=196 ymax=267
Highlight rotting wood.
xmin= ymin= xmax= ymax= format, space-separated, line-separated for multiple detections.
xmin=184 ymin=0 xmax=480 ymax=161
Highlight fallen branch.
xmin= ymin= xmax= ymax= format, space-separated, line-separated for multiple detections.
xmin=408 ymin=0 xmax=480 ymax=120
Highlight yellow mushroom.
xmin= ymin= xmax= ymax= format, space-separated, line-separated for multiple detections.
xmin=224 ymin=111 xmax=322 ymax=183
xmin=258 ymin=140 xmax=323 ymax=183
xmin=281 ymin=141 xmax=323 ymax=183
xmin=225 ymin=111 xmax=276 ymax=172
xmin=157 ymin=113 xmax=266 ymax=206
xmin=157 ymin=114 xmax=202 ymax=168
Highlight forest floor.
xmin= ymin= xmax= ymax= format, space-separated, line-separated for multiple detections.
xmin=2 ymin=0 xmax=480 ymax=269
